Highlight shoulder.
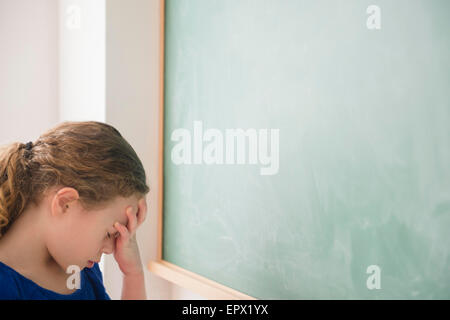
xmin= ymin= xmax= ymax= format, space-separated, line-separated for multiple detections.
xmin=85 ymin=262 xmax=104 ymax=284
xmin=83 ymin=263 xmax=111 ymax=300
xmin=0 ymin=262 xmax=21 ymax=299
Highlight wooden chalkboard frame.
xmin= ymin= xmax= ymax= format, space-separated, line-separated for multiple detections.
xmin=147 ymin=0 xmax=255 ymax=300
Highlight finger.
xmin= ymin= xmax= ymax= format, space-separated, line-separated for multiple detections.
xmin=126 ymin=206 xmax=137 ymax=233
xmin=136 ymin=198 xmax=147 ymax=226
xmin=114 ymin=221 xmax=129 ymax=240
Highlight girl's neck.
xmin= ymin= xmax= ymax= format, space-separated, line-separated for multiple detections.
xmin=0 ymin=205 xmax=61 ymax=275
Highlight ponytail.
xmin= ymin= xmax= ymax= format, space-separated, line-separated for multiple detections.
xmin=0 ymin=142 xmax=34 ymax=237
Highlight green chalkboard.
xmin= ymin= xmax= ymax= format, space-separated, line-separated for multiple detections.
xmin=162 ymin=0 xmax=450 ymax=299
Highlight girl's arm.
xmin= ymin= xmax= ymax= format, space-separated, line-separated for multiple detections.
xmin=122 ymin=270 xmax=146 ymax=300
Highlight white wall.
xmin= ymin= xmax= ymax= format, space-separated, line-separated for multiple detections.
xmin=103 ymin=0 xmax=205 ymax=300
xmin=59 ymin=0 xmax=105 ymax=121
xmin=0 ymin=0 xmax=59 ymax=144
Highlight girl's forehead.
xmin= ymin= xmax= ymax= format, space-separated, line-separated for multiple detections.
xmin=101 ymin=198 xmax=138 ymax=226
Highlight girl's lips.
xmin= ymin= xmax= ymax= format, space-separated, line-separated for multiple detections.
xmin=87 ymin=260 xmax=95 ymax=268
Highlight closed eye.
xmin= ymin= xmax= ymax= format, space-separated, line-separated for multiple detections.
xmin=107 ymin=232 xmax=119 ymax=239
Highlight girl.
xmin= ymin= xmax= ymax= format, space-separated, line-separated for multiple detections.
xmin=0 ymin=121 xmax=149 ymax=300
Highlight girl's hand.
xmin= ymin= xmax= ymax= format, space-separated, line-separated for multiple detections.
xmin=112 ymin=198 xmax=148 ymax=276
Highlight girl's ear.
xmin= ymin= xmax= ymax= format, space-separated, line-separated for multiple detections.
xmin=51 ymin=187 xmax=79 ymax=216
xmin=136 ymin=197 xmax=147 ymax=226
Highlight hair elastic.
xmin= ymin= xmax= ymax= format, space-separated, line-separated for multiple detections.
xmin=24 ymin=141 xmax=33 ymax=151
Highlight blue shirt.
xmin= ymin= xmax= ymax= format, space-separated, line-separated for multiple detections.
xmin=0 ymin=260 xmax=111 ymax=300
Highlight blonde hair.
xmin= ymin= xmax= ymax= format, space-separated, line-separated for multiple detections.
xmin=0 ymin=121 xmax=150 ymax=237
